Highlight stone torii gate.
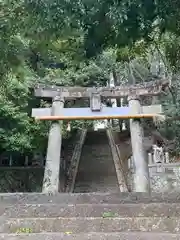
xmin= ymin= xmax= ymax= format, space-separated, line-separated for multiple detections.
xmin=32 ymin=80 xmax=168 ymax=194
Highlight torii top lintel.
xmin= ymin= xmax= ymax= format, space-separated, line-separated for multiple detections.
xmin=34 ymin=79 xmax=169 ymax=99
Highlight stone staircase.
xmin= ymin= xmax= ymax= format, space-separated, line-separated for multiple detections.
xmin=74 ymin=130 xmax=119 ymax=193
xmin=0 ymin=192 xmax=180 ymax=239
xmin=1 ymin=131 xmax=180 ymax=239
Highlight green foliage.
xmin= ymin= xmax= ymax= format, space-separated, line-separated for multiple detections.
xmin=102 ymin=211 xmax=118 ymax=218
xmin=0 ymin=77 xmax=49 ymax=153
xmin=1 ymin=0 xmax=180 ymax=156
xmin=16 ymin=228 xmax=33 ymax=234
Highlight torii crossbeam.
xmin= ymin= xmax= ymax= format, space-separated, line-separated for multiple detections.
xmin=32 ymin=105 xmax=163 ymax=120
xmin=34 ymin=79 xmax=169 ymax=99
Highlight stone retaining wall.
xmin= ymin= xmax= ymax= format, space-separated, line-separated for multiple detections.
xmin=129 ymin=164 xmax=180 ymax=192
xmin=0 ymin=167 xmax=44 ymax=192
xmin=151 ymin=166 xmax=180 ymax=192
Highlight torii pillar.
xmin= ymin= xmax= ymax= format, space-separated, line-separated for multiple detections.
xmin=42 ymin=96 xmax=64 ymax=194
xmin=128 ymin=95 xmax=150 ymax=192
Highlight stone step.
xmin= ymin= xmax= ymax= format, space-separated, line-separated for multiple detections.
xmin=84 ymin=133 xmax=109 ymax=145
xmin=2 ymin=203 xmax=180 ymax=218
xmin=82 ymin=145 xmax=111 ymax=150
xmin=83 ymin=142 xmax=109 ymax=146
xmin=78 ymin=154 xmax=114 ymax=160
xmin=0 ymin=217 xmax=179 ymax=233
xmin=0 ymin=193 xmax=180 ymax=204
xmin=0 ymin=232 xmax=179 ymax=240
xmin=76 ymin=171 xmax=117 ymax=176
xmin=80 ymin=152 xmax=112 ymax=158
xmin=73 ymin=188 xmax=119 ymax=193
xmin=78 ymin=158 xmax=114 ymax=164
xmin=73 ymin=180 xmax=119 ymax=193
xmin=74 ymin=177 xmax=119 ymax=184
xmin=84 ymin=139 xmax=108 ymax=144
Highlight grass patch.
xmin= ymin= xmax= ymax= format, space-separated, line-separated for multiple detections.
xmin=15 ymin=228 xmax=33 ymax=233
xmin=102 ymin=212 xmax=118 ymax=218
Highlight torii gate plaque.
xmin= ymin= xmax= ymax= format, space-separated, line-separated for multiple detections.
xmin=32 ymin=80 xmax=167 ymax=194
